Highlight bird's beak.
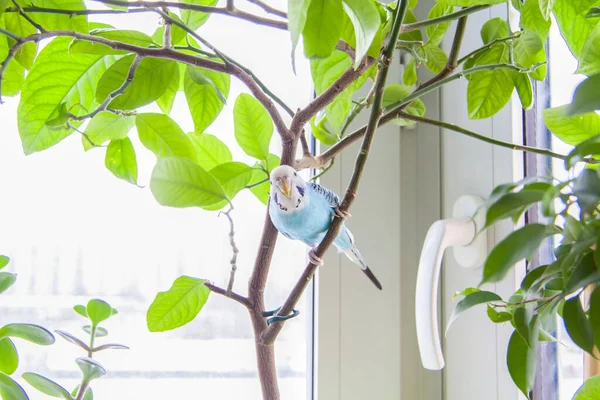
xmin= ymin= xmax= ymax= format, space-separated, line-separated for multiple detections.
xmin=278 ymin=177 xmax=292 ymax=198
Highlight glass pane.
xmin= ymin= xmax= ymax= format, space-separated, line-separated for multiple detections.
xmin=0 ymin=3 xmax=313 ymax=399
xmin=549 ymin=18 xmax=585 ymax=400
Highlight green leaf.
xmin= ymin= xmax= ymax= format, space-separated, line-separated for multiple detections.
xmin=0 ymin=324 xmax=55 ymax=345
xmin=136 ymin=113 xmax=196 ymax=161
xmin=45 ymin=103 xmax=70 ymax=128
xmin=0 ymin=273 xmax=16 ymax=296
xmin=403 ymin=58 xmax=418 ymax=86
xmin=437 ymin=0 xmax=505 ymax=5
xmin=209 ymin=162 xmax=254 ymax=201
xmin=75 ymin=358 xmax=106 ymax=384
xmin=589 ymin=285 xmax=600 ymax=353
xmin=521 ymin=0 xmax=551 ymax=42
xmin=69 ymin=29 xmax=155 ymax=56
xmin=54 ymin=330 xmax=90 ymax=352
xmin=382 ymin=84 xmax=426 ymax=126
xmin=538 ymin=0 xmax=555 ymax=19
xmin=507 ymin=330 xmax=536 ymax=398
xmin=544 ymin=105 xmax=600 ymax=145
xmin=150 ymin=156 xmax=228 ymax=208
xmin=187 ymin=133 xmax=232 ymax=170
xmin=249 ymin=154 xmax=280 ymax=205
xmin=513 ymin=307 xmax=539 ymax=349
xmin=514 ymin=31 xmax=547 ymax=81
xmin=20 ymin=0 xmax=87 ymax=32
xmin=453 ymin=287 xmax=481 ymax=299
xmin=179 ymin=0 xmax=218 ymax=30
xmin=563 ymin=294 xmax=594 ymax=354
xmin=184 ymin=64 xmax=230 ymax=133
xmin=567 ymin=135 xmax=600 ymax=168
xmin=187 ymin=66 xmax=227 ymax=104
xmin=156 ymin=66 xmax=180 ymax=115
xmin=0 ymin=372 xmax=29 ymax=400
xmin=399 ymin=10 xmax=422 ymax=42
xmin=96 ymin=55 xmax=178 ymax=111
xmin=233 ymin=93 xmax=274 ymax=161
xmin=487 ymin=304 xmax=513 ymax=323
xmin=310 ymin=117 xmax=338 ymax=145
xmin=554 ymin=0 xmax=598 ymax=57
xmin=589 ymin=6 xmax=600 ymax=18
xmin=288 ymin=0 xmax=312 ymax=53
xmin=482 ymin=224 xmax=556 ymax=284
xmin=485 ymin=188 xmax=546 ymax=227
xmin=573 ymin=169 xmax=600 ymax=215
xmin=22 ymin=373 xmax=72 ymax=400
xmin=147 ymin=276 xmax=211 ymax=332
xmin=310 ymin=50 xmax=353 ymax=130
xmin=568 ymin=74 xmax=600 ymax=115
xmin=514 ymin=73 xmax=534 ymax=110
xmin=82 ymin=112 xmax=135 ymax=151
xmin=341 ymin=0 xmax=380 ymax=66
xmin=105 ymin=138 xmax=138 ymax=185
xmin=86 ymin=299 xmax=112 ymax=325
xmin=71 ymin=386 xmax=92 ymax=400
xmin=303 ymin=0 xmax=344 ymax=59
xmin=446 ymin=291 xmax=502 ymax=333
xmin=83 ymin=326 xmax=107 ymax=338
xmin=575 ymin=376 xmax=600 ymax=400
xmin=4 ymin=11 xmax=37 ymax=70
xmin=0 ymin=339 xmax=18 ymax=375
xmin=423 ymin=44 xmax=448 ymax=74
xmin=18 ymin=38 xmax=117 ymax=154
xmin=0 ymin=256 xmax=9 ymax=270
xmin=426 ymin=4 xmax=454 ymax=45
xmin=579 ymin=23 xmax=600 ymax=76
xmin=0 ymin=27 xmax=24 ymax=97
xmin=73 ymin=305 xmax=88 ymax=318
xmin=481 ymin=17 xmax=509 ymax=45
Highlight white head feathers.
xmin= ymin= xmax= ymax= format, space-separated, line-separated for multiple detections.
xmin=269 ymin=165 xmax=308 ymax=212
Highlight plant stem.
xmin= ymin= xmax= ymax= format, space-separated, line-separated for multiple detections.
xmin=220 ymin=206 xmax=239 ymax=294
xmin=400 ymin=4 xmax=490 ymax=33
xmin=162 ymin=7 xmax=172 ymax=48
xmin=456 ymin=34 xmax=522 ymax=65
xmin=397 ymin=112 xmax=569 ymax=161
xmin=262 ymin=0 xmax=409 ymax=346
xmin=90 ymin=0 xmax=288 ymax=30
xmin=10 ymin=0 xmax=46 ymax=32
xmin=5 ymin=6 xmax=155 ymax=15
xmin=71 ymin=55 xmax=143 ymax=121
xmin=246 ymin=0 xmax=287 ymax=18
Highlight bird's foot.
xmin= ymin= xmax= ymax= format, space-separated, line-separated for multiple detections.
xmin=262 ymin=307 xmax=300 ymax=326
xmin=333 ymin=207 xmax=351 ymax=219
xmin=309 ymin=247 xmax=324 ymax=266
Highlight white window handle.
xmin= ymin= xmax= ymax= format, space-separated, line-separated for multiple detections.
xmin=415 ymin=195 xmax=487 ymax=370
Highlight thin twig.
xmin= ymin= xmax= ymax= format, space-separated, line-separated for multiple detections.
xmin=71 ymin=55 xmax=143 ymax=121
xmin=261 ymin=0 xmax=410 ymax=345
xmin=6 ymin=6 xmax=155 ymax=15
xmin=246 ymin=0 xmax=287 ymax=18
xmin=400 ymin=5 xmax=490 ymax=33
xmin=90 ymin=0 xmax=288 ymax=30
xmin=219 ymin=206 xmax=239 ymax=294
xmin=162 ymin=7 xmax=172 ymax=48
xmin=204 ymin=281 xmax=251 ymax=308
xmin=397 ymin=112 xmax=569 ymax=161
xmin=456 ymin=34 xmax=522 ymax=66
xmin=10 ymin=0 xmax=46 ymax=32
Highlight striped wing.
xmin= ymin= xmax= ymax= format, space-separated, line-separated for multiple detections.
xmin=308 ymin=182 xmax=341 ymax=208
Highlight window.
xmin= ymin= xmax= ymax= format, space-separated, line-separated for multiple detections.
xmin=0 ymin=3 xmax=313 ymax=399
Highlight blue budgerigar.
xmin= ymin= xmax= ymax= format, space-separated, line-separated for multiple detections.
xmin=268 ymin=165 xmax=382 ymax=290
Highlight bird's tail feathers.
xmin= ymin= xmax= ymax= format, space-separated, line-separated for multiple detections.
xmin=343 ymin=246 xmax=383 ymax=290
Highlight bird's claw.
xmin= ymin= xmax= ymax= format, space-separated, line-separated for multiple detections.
xmin=333 ymin=207 xmax=351 ymax=219
xmin=262 ymin=307 xmax=300 ymax=326
xmin=309 ymin=247 xmax=324 ymax=266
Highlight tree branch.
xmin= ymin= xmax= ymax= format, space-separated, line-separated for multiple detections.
xmin=10 ymin=0 xmax=46 ymax=32
xmin=204 ymin=281 xmax=252 ymax=308
xmin=397 ymin=112 xmax=569 ymax=161
xmin=246 ymin=0 xmax=287 ymax=18
xmin=262 ymin=0 xmax=410 ymax=346
xmin=72 ymin=55 xmax=143 ymax=121
xmin=290 ymin=57 xmax=374 ymax=137
xmin=6 ymin=6 xmax=155 ymax=15
xmin=219 ymin=206 xmax=239 ymax=294
xmin=400 ymin=4 xmax=490 ymax=33
xmin=90 ymin=0 xmax=288 ymax=30
xmin=162 ymin=7 xmax=172 ymax=48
